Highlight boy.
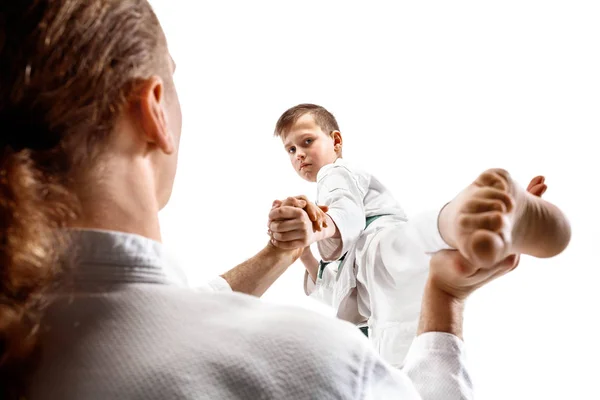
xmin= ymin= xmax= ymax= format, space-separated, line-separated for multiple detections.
xmin=267 ymin=104 xmax=570 ymax=367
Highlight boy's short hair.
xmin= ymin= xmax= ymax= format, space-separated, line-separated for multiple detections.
xmin=274 ymin=104 xmax=340 ymax=138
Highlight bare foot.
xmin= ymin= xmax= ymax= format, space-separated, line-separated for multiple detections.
xmin=439 ymin=169 xmax=571 ymax=266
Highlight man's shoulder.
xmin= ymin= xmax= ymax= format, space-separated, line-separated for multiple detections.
xmin=178 ymin=290 xmax=383 ymax=395
xmin=202 ymin=290 xmax=366 ymax=345
xmin=150 ymin=286 xmax=368 ymax=349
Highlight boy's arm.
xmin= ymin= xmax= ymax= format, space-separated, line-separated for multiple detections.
xmin=315 ymin=166 xmax=367 ymax=261
xmin=300 ymin=246 xmax=320 ymax=283
xmin=301 ymin=245 xmax=339 ymax=309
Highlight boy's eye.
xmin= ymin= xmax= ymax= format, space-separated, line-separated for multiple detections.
xmin=288 ymin=147 xmax=296 ymax=154
xmin=305 ymin=138 xmax=313 ymax=145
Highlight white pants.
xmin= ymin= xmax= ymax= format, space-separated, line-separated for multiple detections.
xmin=356 ymin=217 xmax=433 ymax=367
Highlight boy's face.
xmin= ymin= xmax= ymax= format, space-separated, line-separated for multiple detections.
xmin=282 ymin=114 xmax=340 ymax=182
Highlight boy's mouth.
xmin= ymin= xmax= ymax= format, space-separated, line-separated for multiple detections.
xmin=300 ymin=163 xmax=311 ymax=170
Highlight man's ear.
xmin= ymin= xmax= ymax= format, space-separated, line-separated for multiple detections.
xmin=135 ymin=76 xmax=175 ymax=154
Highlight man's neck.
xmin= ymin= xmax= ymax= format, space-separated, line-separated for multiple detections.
xmin=72 ymin=206 xmax=162 ymax=242
xmin=70 ymin=164 xmax=163 ymax=242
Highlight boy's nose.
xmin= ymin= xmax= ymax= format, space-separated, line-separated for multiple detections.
xmin=296 ymin=152 xmax=305 ymax=160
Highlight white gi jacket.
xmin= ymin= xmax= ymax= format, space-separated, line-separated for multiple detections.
xmin=30 ymin=229 xmax=472 ymax=400
xmin=305 ymin=158 xmax=452 ymax=367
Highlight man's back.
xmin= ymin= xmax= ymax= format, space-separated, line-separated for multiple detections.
xmin=30 ymin=285 xmax=418 ymax=399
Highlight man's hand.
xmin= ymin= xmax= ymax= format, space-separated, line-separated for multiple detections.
xmin=428 ymin=249 xmax=520 ymax=301
xmin=268 ymin=197 xmax=319 ymax=250
xmin=270 ymin=195 xmax=329 ymax=232
xmin=418 ymin=249 xmax=520 ymax=338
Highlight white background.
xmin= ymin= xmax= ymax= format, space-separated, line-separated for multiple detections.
xmin=152 ymin=1 xmax=599 ymax=399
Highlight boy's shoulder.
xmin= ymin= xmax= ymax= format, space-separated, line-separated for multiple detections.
xmin=317 ymin=158 xmax=371 ymax=183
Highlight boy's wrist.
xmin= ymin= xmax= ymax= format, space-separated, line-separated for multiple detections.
xmin=300 ymin=250 xmax=317 ymax=264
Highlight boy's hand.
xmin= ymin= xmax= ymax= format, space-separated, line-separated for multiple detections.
xmin=292 ymin=195 xmax=329 ymax=232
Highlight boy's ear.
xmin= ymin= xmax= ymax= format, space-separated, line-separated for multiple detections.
xmin=331 ymin=130 xmax=343 ymax=150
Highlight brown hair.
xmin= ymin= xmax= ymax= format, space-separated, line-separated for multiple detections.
xmin=274 ymin=103 xmax=340 ymax=138
xmin=0 ymin=0 xmax=168 ymax=397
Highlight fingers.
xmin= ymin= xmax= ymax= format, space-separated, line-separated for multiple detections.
xmin=430 ymin=250 xmax=478 ymax=277
xmin=280 ymin=197 xmax=307 ymax=208
xmin=312 ymin=209 xmax=328 ymax=231
xmin=269 ymin=218 xmax=306 ymax=233
xmin=294 ymin=194 xmax=308 ymax=202
xmin=429 ymin=249 xmax=520 ymax=300
xmin=269 ymin=198 xmax=328 ymax=239
xmin=311 ymin=220 xmax=323 ymax=232
xmin=465 ymin=253 xmax=521 ymax=286
xmin=450 ymin=251 xmax=479 ymax=276
xmin=301 ymin=201 xmax=328 ymax=231
xmin=268 ymin=206 xmax=312 ymax=245
xmin=269 ymin=200 xmax=283 ymax=229
xmin=304 ymin=204 xmax=320 ymax=223
xmin=272 ymin=196 xmax=307 ymax=209
xmin=269 ymin=197 xmax=307 ymax=227
xmin=503 ymin=253 xmax=520 ymax=272
xmin=268 ymin=205 xmax=306 ymax=222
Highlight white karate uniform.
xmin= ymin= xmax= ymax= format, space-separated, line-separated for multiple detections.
xmin=304 ymin=158 xmax=451 ymax=367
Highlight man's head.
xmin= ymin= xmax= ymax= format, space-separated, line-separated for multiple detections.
xmin=0 ymin=0 xmax=180 ymax=395
xmin=274 ymin=104 xmax=343 ymax=182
